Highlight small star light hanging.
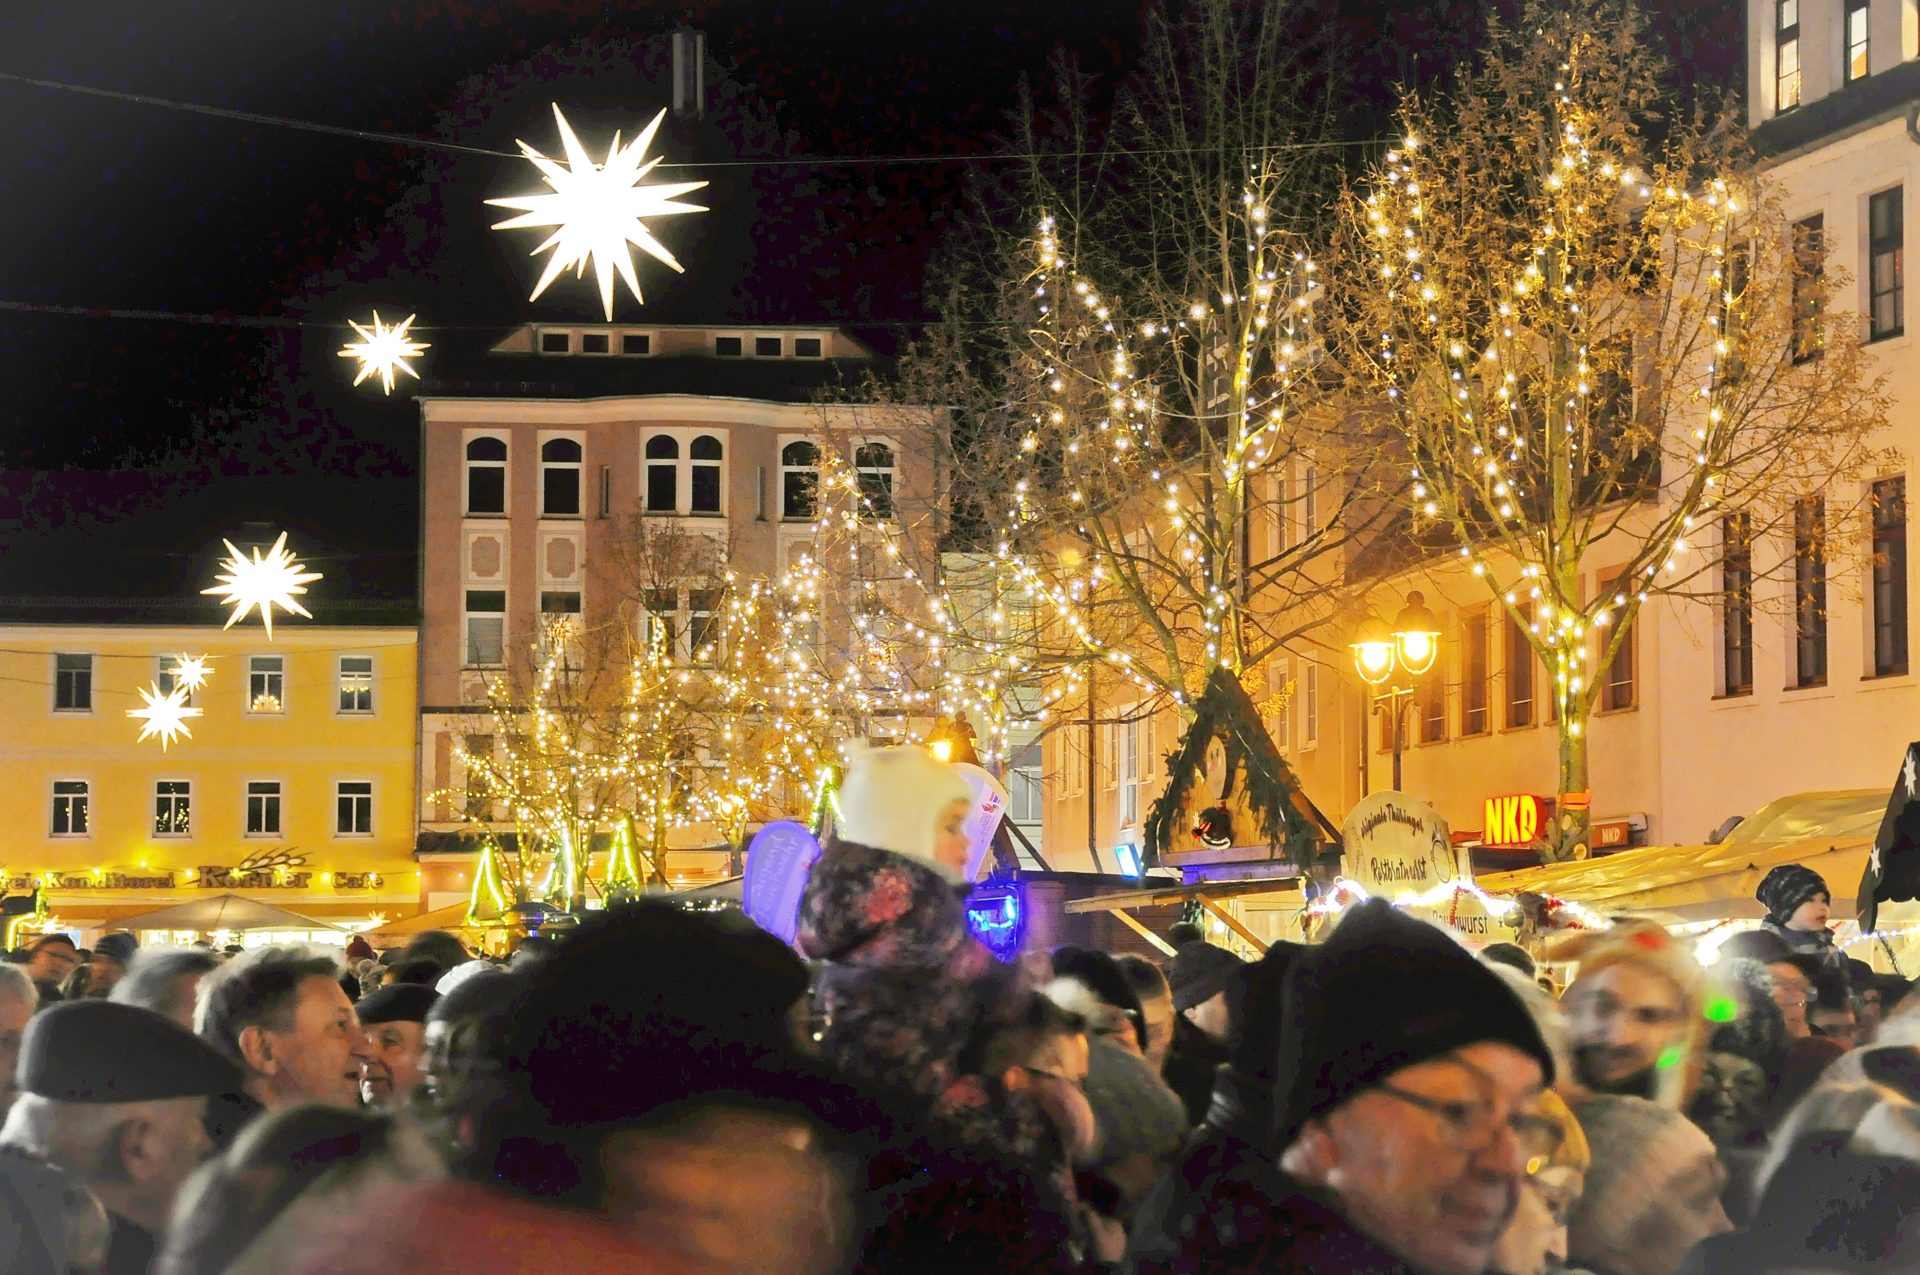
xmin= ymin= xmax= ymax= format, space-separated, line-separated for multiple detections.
xmin=171 ymin=653 xmax=212 ymax=691
xmin=338 ymin=311 xmax=430 ymax=395
xmin=202 ymin=532 xmax=323 ymax=637
xmin=487 ymin=104 xmax=709 ymax=320
xmin=129 ymin=683 xmax=202 ymax=751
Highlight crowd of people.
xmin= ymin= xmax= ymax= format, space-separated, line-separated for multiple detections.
xmin=0 ymin=746 xmax=1915 ymax=1274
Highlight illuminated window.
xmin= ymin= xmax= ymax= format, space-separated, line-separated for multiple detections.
xmin=248 ymin=655 xmax=285 ymax=714
xmin=338 ymin=656 xmax=374 ymax=713
xmin=1776 ymin=0 xmax=1801 ymax=111
xmin=154 ymin=781 xmax=191 ymax=837
xmin=1847 ymin=0 xmax=1869 ymax=81
xmin=51 ymin=781 xmax=88 ymax=837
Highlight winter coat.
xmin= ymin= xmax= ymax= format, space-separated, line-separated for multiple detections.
xmin=796 ymin=838 xmax=1040 ymax=1155
xmin=1131 ymin=1169 xmax=1425 ymax=1274
xmin=1162 ymin=1015 xmax=1230 ymax=1127
xmin=1123 ymin=1065 xmax=1290 ymax=1275
xmin=1757 ymin=919 xmax=1847 ymax=978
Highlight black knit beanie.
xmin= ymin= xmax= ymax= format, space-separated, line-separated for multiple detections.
xmin=1272 ymin=899 xmax=1554 ymax=1153
xmin=1756 ymin=863 xmax=1830 ymax=927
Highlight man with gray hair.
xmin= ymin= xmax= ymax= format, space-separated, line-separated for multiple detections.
xmin=196 ymin=944 xmax=370 ymax=1149
xmin=110 ymin=947 xmax=219 ymax=1028
xmin=0 ymin=964 xmax=39 ymax=1112
xmin=0 ymin=1000 xmax=238 ymax=1275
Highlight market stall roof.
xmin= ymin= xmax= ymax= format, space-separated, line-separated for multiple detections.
xmin=114 ymin=894 xmax=342 ymax=933
xmin=360 ymin=903 xmax=493 ymax=946
xmin=1478 ymin=789 xmax=1885 ymax=922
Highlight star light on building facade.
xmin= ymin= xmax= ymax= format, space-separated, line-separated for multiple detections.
xmin=171 ymin=653 xmax=212 ymax=692
xmin=129 ymin=683 xmax=202 ymax=751
xmin=202 ymin=532 xmax=323 ymax=637
xmin=338 ymin=311 xmax=430 ymax=394
xmin=487 ymin=104 xmax=709 ymax=320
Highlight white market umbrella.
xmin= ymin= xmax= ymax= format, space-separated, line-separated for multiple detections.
xmin=113 ymin=893 xmax=342 ymax=933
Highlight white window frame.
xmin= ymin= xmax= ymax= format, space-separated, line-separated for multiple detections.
xmin=464 ymin=432 xmax=509 ymax=517
xmin=1268 ymin=659 xmax=1294 ymax=752
xmin=247 ymin=655 xmax=286 ymax=715
xmin=1118 ymin=709 xmax=1144 ymax=828
xmin=852 ymin=437 xmax=898 ymax=521
xmin=51 ymin=780 xmax=90 ymax=838
xmin=465 ymin=590 xmax=507 ymax=668
xmin=640 ymin=428 xmax=728 ymax=516
xmin=538 ymin=432 xmax=585 ymax=518
xmin=779 ymin=436 xmax=821 ymax=521
xmin=1302 ymin=662 xmax=1320 ymax=750
xmin=1061 ymin=728 xmax=1087 ymax=799
xmin=154 ymin=779 xmax=192 ymax=838
xmin=335 ymin=780 xmax=374 ymax=837
xmin=245 ymin=779 xmax=283 ymax=838
xmin=1301 ymin=464 xmax=1320 ymax=544
xmin=337 ymin=655 xmax=375 ymax=714
xmin=52 ymin=652 xmax=93 ymax=714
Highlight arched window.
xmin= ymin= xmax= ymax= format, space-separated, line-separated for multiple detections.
xmin=780 ymin=440 xmax=820 ymax=520
xmin=855 ymin=442 xmax=896 ymax=519
xmin=690 ymin=434 xmax=724 ymax=514
xmin=644 ymin=435 xmax=680 ymax=512
xmin=540 ymin=437 xmax=582 ymax=517
xmin=466 ymin=436 xmax=507 ymax=515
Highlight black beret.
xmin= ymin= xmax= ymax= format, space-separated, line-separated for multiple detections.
xmin=355 ymin=984 xmax=439 ymax=1025
xmin=20 ymin=1001 xmax=241 ymax=1103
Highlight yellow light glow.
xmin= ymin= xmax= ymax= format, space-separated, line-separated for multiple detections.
xmin=171 ymin=653 xmax=212 ymax=691
xmin=1398 ymin=630 xmax=1433 ymax=667
xmin=129 ymin=682 xmax=203 ymax=751
xmin=201 ymin=532 xmax=322 ymax=637
xmin=338 ymin=311 xmax=430 ymax=395
xmin=487 ymin=104 xmax=709 ymax=320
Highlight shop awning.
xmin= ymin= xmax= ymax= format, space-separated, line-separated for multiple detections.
xmin=1478 ymin=789 xmax=1885 ymax=922
xmin=114 ymin=894 xmax=343 ymax=933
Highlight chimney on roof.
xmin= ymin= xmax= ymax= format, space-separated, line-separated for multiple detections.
xmin=672 ymin=28 xmax=706 ymax=120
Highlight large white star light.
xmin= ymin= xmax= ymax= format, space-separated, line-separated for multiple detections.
xmin=202 ymin=532 xmax=323 ymax=637
xmin=487 ymin=104 xmax=709 ymax=320
xmin=129 ymin=682 xmax=202 ymax=751
xmin=338 ymin=311 xmax=430 ymax=394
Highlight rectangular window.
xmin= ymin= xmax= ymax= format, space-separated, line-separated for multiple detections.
xmin=714 ymin=336 xmax=743 ymax=357
xmin=464 ymin=735 xmax=493 ymax=818
xmin=465 ymin=590 xmax=506 ymax=667
xmin=51 ymin=781 xmax=88 ymax=837
xmin=1061 ymin=729 xmax=1087 ymax=799
xmin=157 ymin=654 xmax=201 ymax=707
xmin=540 ymin=330 xmax=570 ymax=353
xmin=1418 ymin=646 xmax=1447 ymax=744
xmin=1776 ymin=0 xmax=1801 ymax=110
xmin=580 ymin=332 xmax=610 ymax=354
xmin=1722 ymin=513 xmax=1755 ymax=696
xmin=246 ymin=780 xmax=282 ymax=836
xmin=1009 ymin=763 xmax=1042 ymax=823
xmin=1873 ymin=476 xmax=1909 ymax=676
xmin=541 ymin=438 xmax=583 ymax=516
xmin=53 ymin=653 xmax=92 ymax=712
xmin=1505 ymin=605 xmax=1535 ymax=728
xmin=154 ymin=780 xmax=191 ymax=837
xmin=336 ymin=781 xmax=373 ymax=836
xmin=1719 ymin=246 xmax=1750 ymax=385
xmin=781 ymin=440 xmax=820 ymax=519
xmin=248 ymin=655 xmax=285 ymax=714
xmin=1847 ymin=0 xmax=1870 ymax=80
xmin=1118 ymin=715 xmax=1142 ymax=826
xmin=1600 ymin=573 xmax=1637 ymax=711
xmin=754 ymin=335 xmax=782 ymax=357
xmin=622 ymin=332 xmax=651 ymax=355
xmin=338 ymin=656 xmax=374 ymax=713
xmin=1792 ymin=214 xmax=1824 ymax=362
xmin=1267 ymin=661 xmax=1293 ymax=752
xmin=1302 ymin=663 xmax=1320 ymax=749
xmin=1870 ymin=187 xmax=1904 ymax=341
xmin=643 ymin=588 xmax=680 ymax=654
xmin=1302 ymin=466 xmax=1320 ymax=541
xmin=855 ymin=443 xmax=897 ymax=520
xmin=793 ymin=336 xmax=823 ymax=358
xmin=1462 ymin=610 xmax=1490 ymax=735
xmin=687 ymin=589 xmax=722 ymax=663
xmin=1794 ymin=497 xmax=1828 ymax=687
xmin=466 ymin=436 xmax=507 ymax=514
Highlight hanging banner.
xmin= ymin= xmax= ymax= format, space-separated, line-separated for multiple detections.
xmin=742 ymin=820 xmax=822 ymax=945
xmin=950 ymin=762 xmax=1011 ymax=883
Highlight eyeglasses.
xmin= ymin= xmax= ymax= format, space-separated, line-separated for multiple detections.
xmin=1376 ymin=1084 xmax=1564 ymax=1170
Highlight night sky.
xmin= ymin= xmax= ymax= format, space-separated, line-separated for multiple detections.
xmin=0 ymin=0 xmax=1740 ymax=603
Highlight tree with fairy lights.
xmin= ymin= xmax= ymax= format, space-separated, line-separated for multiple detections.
xmin=1333 ymin=0 xmax=1891 ymax=861
xmin=862 ymin=0 xmax=1395 ymax=863
xmin=447 ymin=521 xmax=866 ymax=919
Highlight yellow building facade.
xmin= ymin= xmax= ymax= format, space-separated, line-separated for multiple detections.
xmin=0 ymin=624 xmax=422 ymax=939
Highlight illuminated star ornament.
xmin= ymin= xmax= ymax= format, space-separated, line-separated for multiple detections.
xmin=338 ymin=311 xmax=430 ymax=395
xmin=129 ymin=683 xmax=202 ymax=751
xmin=171 ymin=653 xmax=212 ymax=692
xmin=202 ymin=532 xmax=323 ymax=637
xmin=488 ymin=104 xmax=709 ymax=319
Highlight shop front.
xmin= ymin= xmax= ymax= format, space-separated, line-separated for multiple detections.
xmin=1461 ymin=791 xmax=1648 ymax=873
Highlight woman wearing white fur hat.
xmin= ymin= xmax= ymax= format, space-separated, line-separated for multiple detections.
xmin=796 ymin=741 xmax=1041 ymax=1154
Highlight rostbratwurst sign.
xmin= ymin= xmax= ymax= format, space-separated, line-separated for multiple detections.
xmin=1341 ymin=791 xmax=1461 ymax=897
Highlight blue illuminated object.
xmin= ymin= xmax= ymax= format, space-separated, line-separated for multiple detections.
xmin=743 ymin=820 xmax=823 ymax=944
xmin=964 ymin=881 xmax=1026 ymax=962
xmin=1113 ymin=844 xmax=1144 ymax=878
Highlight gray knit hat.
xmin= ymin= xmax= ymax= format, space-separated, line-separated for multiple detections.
xmin=1079 ymin=1036 xmax=1188 ymax=1168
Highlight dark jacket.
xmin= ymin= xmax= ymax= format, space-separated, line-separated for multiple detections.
xmin=1130 ymin=1169 xmax=1424 ymax=1274
xmin=105 ymin=1210 xmax=156 ymax=1275
xmin=1161 ymin=1016 xmax=1229 ymax=1128
xmin=1757 ymin=919 xmax=1846 ymax=978
xmin=1124 ymin=1065 xmax=1290 ymax=1275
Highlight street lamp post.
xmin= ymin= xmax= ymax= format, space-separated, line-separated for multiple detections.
xmin=1350 ymin=591 xmax=1442 ymax=795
